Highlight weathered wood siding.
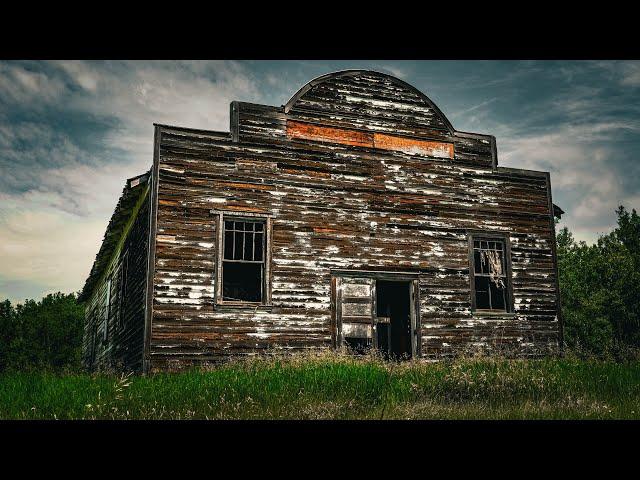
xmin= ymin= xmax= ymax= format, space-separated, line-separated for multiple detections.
xmin=286 ymin=71 xmax=453 ymax=134
xmin=82 ymin=190 xmax=150 ymax=372
xmin=147 ymin=70 xmax=560 ymax=370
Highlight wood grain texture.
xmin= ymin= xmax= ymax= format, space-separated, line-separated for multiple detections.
xmin=373 ymin=133 xmax=453 ymax=158
xmin=82 ymin=70 xmax=561 ymax=372
xmin=82 ymin=183 xmax=150 ymax=372
xmin=286 ymin=120 xmax=454 ymax=158
xmin=148 ymin=117 xmax=560 ymax=368
xmin=287 ymin=120 xmax=373 ymax=147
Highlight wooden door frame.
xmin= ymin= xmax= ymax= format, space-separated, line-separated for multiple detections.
xmin=331 ymin=269 xmax=421 ymax=358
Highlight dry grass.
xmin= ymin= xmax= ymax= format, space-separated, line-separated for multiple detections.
xmin=1 ymin=351 xmax=639 ymax=420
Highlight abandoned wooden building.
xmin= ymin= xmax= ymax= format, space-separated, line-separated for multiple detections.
xmin=80 ymin=70 xmax=564 ymax=373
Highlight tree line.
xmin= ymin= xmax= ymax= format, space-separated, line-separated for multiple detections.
xmin=557 ymin=206 xmax=640 ymax=359
xmin=1 ymin=206 xmax=639 ymax=371
xmin=0 ymin=293 xmax=84 ymax=372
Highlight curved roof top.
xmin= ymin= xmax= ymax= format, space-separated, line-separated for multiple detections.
xmin=283 ymin=69 xmax=455 ymax=133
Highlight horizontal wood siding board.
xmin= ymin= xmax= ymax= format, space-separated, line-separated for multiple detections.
xmin=287 ymin=120 xmax=373 ymax=148
xmin=286 ymin=120 xmax=455 ymax=159
xmin=373 ymin=133 xmax=453 ymax=158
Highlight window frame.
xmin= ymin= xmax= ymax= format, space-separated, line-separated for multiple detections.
xmin=117 ymin=250 xmax=129 ymax=331
xmin=103 ymin=275 xmax=112 ymax=343
xmin=213 ymin=211 xmax=273 ymax=308
xmin=467 ymin=232 xmax=514 ymax=315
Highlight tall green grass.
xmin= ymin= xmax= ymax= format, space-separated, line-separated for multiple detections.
xmin=2 ymin=353 xmax=640 ymax=419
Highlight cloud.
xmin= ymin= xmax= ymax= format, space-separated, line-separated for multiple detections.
xmin=620 ymin=64 xmax=640 ymax=87
xmin=1 ymin=60 xmax=639 ymax=303
xmin=477 ymin=61 xmax=640 ymax=245
xmin=62 ymin=61 xmax=259 ymax=163
xmin=499 ymin=121 xmax=638 ymax=243
xmin=0 ymin=60 xmax=259 ymax=303
xmin=56 ymin=61 xmax=101 ymax=93
xmin=376 ymin=64 xmax=409 ymax=79
xmin=449 ymin=97 xmax=499 ymax=127
xmin=0 ymin=63 xmax=68 ymax=105
xmin=0 ymin=196 xmax=105 ymax=300
xmin=592 ymin=60 xmax=640 ymax=87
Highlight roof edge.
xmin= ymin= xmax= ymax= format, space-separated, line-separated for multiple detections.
xmin=282 ymin=69 xmax=455 ymax=133
xmin=78 ymin=170 xmax=151 ymax=303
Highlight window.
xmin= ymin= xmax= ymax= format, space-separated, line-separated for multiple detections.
xmin=219 ymin=216 xmax=269 ymax=303
xmin=117 ymin=252 xmax=129 ymax=330
xmin=470 ymin=236 xmax=511 ymax=313
xmin=103 ymin=276 xmax=112 ymax=342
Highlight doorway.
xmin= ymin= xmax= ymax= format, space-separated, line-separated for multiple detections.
xmin=332 ymin=272 xmax=419 ymax=359
xmin=375 ymin=280 xmax=412 ymax=359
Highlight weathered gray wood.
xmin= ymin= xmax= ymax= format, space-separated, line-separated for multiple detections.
xmin=80 ymin=69 xmax=561 ymax=372
xmin=80 ymin=175 xmax=151 ymax=372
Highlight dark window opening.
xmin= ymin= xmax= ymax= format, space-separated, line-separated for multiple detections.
xmin=376 ymin=280 xmax=412 ymax=359
xmin=117 ymin=252 xmax=129 ymax=329
xmin=222 ymin=263 xmax=263 ymax=302
xmin=222 ymin=218 xmax=266 ymax=302
xmin=102 ymin=276 xmax=112 ymax=343
xmin=471 ymin=238 xmax=510 ymax=312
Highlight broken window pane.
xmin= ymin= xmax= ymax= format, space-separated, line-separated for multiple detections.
xmin=475 ymin=276 xmax=491 ymax=309
xmin=254 ymin=232 xmax=263 ymax=261
xmin=472 ymin=237 xmax=509 ymax=312
xmin=474 ymin=249 xmax=482 ymax=274
xmin=234 ymin=231 xmax=243 ymax=260
xmin=489 ymin=281 xmax=506 ymax=311
xmin=244 ymin=232 xmax=254 ymax=260
xmin=224 ymin=231 xmax=234 ymax=259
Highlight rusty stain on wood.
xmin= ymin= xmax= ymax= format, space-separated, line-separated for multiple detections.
xmin=287 ymin=120 xmax=374 ymax=147
xmin=373 ymin=132 xmax=453 ymax=158
xmin=286 ymin=120 xmax=454 ymax=158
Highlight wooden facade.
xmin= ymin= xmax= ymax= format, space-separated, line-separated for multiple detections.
xmin=81 ymin=70 xmax=562 ymax=373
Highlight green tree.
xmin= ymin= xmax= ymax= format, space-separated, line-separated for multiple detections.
xmin=0 ymin=292 xmax=84 ymax=372
xmin=0 ymin=299 xmax=16 ymax=370
xmin=557 ymin=206 xmax=640 ymax=358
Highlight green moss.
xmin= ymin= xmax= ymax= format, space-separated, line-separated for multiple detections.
xmin=85 ymin=184 xmax=149 ymax=306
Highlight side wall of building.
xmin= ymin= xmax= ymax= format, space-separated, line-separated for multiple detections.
xmin=82 ymin=192 xmax=150 ymax=372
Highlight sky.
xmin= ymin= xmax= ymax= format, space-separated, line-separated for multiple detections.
xmin=1 ymin=60 xmax=639 ymax=304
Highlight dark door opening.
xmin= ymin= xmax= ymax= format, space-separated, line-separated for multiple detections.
xmin=375 ymin=280 xmax=412 ymax=360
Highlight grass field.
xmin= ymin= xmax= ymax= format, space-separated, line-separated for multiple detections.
xmin=2 ymin=353 xmax=640 ymax=420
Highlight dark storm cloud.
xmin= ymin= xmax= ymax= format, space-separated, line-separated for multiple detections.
xmin=1 ymin=60 xmax=639 ymax=303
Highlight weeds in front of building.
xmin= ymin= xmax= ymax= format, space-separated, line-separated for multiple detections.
xmin=2 ymin=350 xmax=639 ymax=420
